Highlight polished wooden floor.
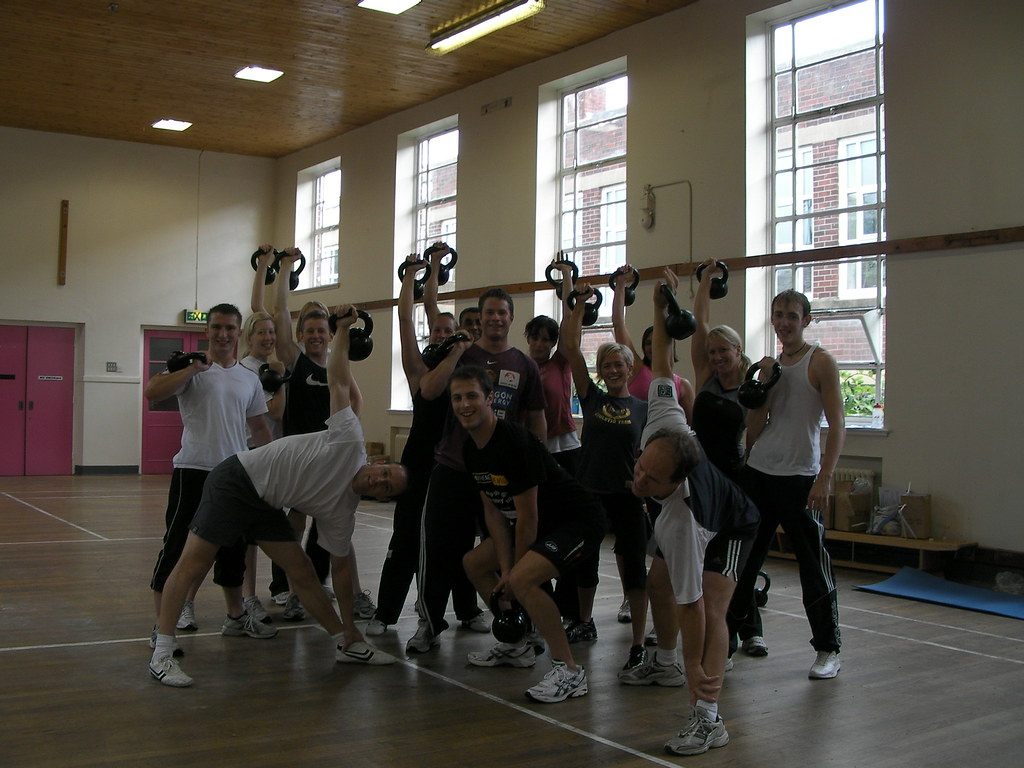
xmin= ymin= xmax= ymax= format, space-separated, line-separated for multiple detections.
xmin=1 ymin=475 xmax=1022 ymax=768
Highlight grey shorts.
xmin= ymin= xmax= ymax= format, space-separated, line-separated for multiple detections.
xmin=190 ymin=455 xmax=296 ymax=547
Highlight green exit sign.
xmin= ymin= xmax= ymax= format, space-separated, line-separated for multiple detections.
xmin=183 ymin=309 xmax=208 ymax=325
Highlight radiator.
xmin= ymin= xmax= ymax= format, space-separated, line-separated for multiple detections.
xmin=391 ymin=429 xmax=410 ymax=462
xmin=834 ymin=468 xmax=875 ymax=484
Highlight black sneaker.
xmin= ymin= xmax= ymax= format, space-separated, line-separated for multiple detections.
xmin=622 ymin=644 xmax=647 ymax=670
xmin=564 ymin=619 xmax=597 ymax=643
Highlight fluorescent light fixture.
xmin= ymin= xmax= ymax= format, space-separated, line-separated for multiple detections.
xmin=357 ymin=0 xmax=420 ymax=13
xmin=428 ymin=0 xmax=545 ymax=55
xmin=152 ymin=119 xmax=192 ymax=132
xmin=234 ymin=66 xmax=284 ymax=83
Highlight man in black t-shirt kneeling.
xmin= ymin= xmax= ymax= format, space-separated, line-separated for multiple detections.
xmin=454 ymin=366 xmax=606 ymax=704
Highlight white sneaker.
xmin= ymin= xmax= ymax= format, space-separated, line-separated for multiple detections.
xmin=665 ymin=708 xmax=729 ymax=755
xmin=618 ymin=657 xmax=685 ymax=687
xmin=741 ymin=635 xmax=768 ymax=657
xmin=336 ymin=641 xmax=396 ymax=665
xmin=243 ymin=596 xmax=271 ymax=624
xmin=616 ymin=597 xmax=631 ymax=624
xmin=525 ymin=660 xmax=588 ymax=703
xmin=468 ymin=642 xmax=536 ymax=668
xmin=282 ymin=593 xmax=305 ymax=622
xmin=364 ymin=618 xmax=388 ymax=637
xmin=724 ymin=656 xmax=734 ymax=672
xmin=222 ymin=612 xmax=278 ymax=639
xmin=149 ymin=653 xmax=193 ymax=687
xmin=460 ymin=612 xmax=491 ymax=633
xmin=405 ymin=620 xmax=439 ymax=654
xmin=353 ymin=590 xmax=376 ymax=619
xmin=526 ymin=629 xmax=546 ymax=656
xmin=271 ymin=591 xmax=290 ymax=606
xmin=176 ymin=599 xmax=197 ymax=632
xmin=809 ymin=650 xmax=841 ymax=679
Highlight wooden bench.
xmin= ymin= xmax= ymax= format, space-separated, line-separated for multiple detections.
xmin=770 ymin=528 xmax=976 ymax=574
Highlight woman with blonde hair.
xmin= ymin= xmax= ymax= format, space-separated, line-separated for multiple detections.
xmin=689 ymin=259 xmax=751 ymax=481
xmin=557 ymin=269 xmax=650 ymax=675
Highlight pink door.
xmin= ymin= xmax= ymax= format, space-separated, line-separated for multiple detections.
xmin=0 ymin=325 xmax=75 ymax=476
xmin=0 ymin=326 xmax=28 ymax=475
xmin=25 ymin=326 xmax=75 ymax=475
xmin=141 ymin=330 xmax=207 ymax=474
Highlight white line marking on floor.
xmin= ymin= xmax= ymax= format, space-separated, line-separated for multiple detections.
xmin=400 ymin=661 xmax=684 ymax=767
xmin=764 ymin=607 xmax=1024 ymax=663
xmin=0 ymin=492 xmax=108 ymax=540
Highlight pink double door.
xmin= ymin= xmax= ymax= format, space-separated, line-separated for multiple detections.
xmin=0 ymin=325 xmax=75 ymax=476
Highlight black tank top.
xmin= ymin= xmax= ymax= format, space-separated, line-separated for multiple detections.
xmin=691 ymin=374 xmax=745 ymax=480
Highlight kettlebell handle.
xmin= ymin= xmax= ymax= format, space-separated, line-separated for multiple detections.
xmin=251 ymin=248 xmax=278 ymax=285
xmin=567 ymin=287 xmax=603 ymax=327
xmin=398 ymin=259 xmax=433 ymax=300
xmin=660 ymin=285 xmax=697 ymax=340
xmin=272 ymin=250 xmax=306 ymax=291
xmin=608 ymin=267 xmax=640 ymax=306
xmin=545 ymin=258 xmax=579 ymax=299
xmin=695 ymin=260 xmax=729 ymax=300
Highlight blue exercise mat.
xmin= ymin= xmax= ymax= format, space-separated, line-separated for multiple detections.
xmin=855 ymin=566 xmax=1024 ymax=620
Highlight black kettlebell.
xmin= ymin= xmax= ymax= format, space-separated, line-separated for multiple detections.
xmin=608 ymin=267 xmax=640 ymax=306
xmin=567 ymin=287 xmax=603 ymax=327
xmin=167 ymin=350 xmax=207 ymax=373
xmin=258 ymin=363 xmax=291 ymax=393
xmin=660 ymin=285 xmax=697 ymax=340
xmin=695 ymin=260 xmax=729 ymax=300
xmin=754 ymin=570 xmax=771 ymax=608
xmin=251 ymin=248 xmax=278 ymax=285
xmin=544 ymin=258 xmax=579 ymax=299
xmin=421 ymin=332 xmax=469 ymax=370
xmin=327 ymin=309 xmax=373 ymax=361
xmin=397 ymin=258 xmax=432 ymax=300
xmin=348 ymin=309 xmax=374 ymax=361
xmin=424 ymin=243 xmax=458 ymax=286
xmin=272 ymin=250 xmax=306 ymax=291
xmin=489 ymin=593 xmax=529 ymax=644
xmin=738 ymin=361 xmax=783 ymax=409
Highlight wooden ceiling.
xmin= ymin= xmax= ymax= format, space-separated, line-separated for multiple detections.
xmin=1 ymin=1 xmax=699 ymax=158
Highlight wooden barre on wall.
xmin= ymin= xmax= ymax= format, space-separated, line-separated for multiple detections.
xmin=302 ymin=223 xmax=1024 ymax=315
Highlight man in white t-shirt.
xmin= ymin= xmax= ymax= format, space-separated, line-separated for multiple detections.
xmin=149 ymin=306 xmax=409 ymax=688
xmin=622 ymin=273 xmax=759 ymax=757
xmin=145 ymin=303 xmax=272 ymax=644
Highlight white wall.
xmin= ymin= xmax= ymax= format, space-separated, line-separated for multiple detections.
xmin=0 ymin=128 xmax=274 ymax=467
xmin=1 ymin=0 xmax=1021 ymax=549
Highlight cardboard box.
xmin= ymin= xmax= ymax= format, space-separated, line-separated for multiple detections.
xmin=833 ymin=480 xmax=871 ymax=532
xmin=899 ymin=493 xmax=932 ymax=539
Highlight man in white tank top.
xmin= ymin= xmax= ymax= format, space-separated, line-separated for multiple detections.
xmin=726 ymin=289 xmax=846 ymax=680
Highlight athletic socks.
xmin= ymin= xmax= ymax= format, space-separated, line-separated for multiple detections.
xmin=152 ymin=633 xmax=176 ymax=660
xmin=656 ymin=648 xmax=679 ymax=666
xmin=696 ymin=699 xmax=719 ymax=720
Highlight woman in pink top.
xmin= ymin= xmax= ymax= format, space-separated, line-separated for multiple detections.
xmin=610 ymin=264 xmax=695 ymax=421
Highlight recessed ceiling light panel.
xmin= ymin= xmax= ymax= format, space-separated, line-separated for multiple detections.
xmin=152 ymin=119 xmax=192 ymax=132
xmin=358 ymin=0 xmax=421 ymax=14
xmin=234 ymin=66 xmax=284 ymax=83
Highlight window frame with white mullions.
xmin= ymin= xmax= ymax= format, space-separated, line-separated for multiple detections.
xmin=555 ymin=72 xmax=629 ymax=381
xmin=411 ymin=126 xmax=459 ymax=350
xmin=389 ymin=124 xmax=460 ymax=412
xmin=765 ymin=0 xmax=886 ymax=426
xmin=294 ymin=160 xmax=341 ymax=290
